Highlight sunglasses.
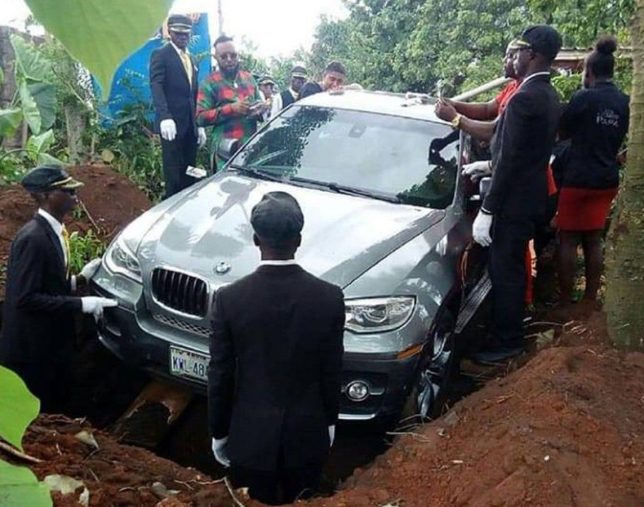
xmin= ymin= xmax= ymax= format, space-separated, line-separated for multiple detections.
xmin=57 ymin=188 xmax=77 ymax=195
xmin=218 ymin=52 xmax=238 ymax=61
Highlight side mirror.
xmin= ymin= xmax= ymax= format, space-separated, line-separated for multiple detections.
xmin=216 ymin=138 xmax=240 ymax=163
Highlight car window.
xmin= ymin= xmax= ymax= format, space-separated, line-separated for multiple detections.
xmin=230 ymin=105 xmax=459 ymax=209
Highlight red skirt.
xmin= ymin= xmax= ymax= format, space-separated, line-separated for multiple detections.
xmin=557 ymin=186 xmax=618 ymax=231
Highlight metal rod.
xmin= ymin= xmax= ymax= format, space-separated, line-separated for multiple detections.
xmin=451 ymin=77 xmax=510 ymax=102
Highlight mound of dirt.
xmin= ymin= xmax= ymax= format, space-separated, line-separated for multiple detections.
xmin=308 ymin=314 xmax=644 ymax=507
xmin=0 ymin=164 xmax=151 ymax=297
xmin=20 ymin=414 xmax=236 ymax=507
xmin=67 ymin=165 xmax=151 ymax=238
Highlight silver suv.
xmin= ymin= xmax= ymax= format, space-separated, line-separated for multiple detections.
xmin=91 ymin=90 xmax=481 ymax=423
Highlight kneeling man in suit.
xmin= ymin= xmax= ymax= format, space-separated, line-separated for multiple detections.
xmin=207 ymin=191 xmax=345 ymax=505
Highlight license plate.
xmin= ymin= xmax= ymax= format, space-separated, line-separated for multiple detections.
xmin=169 ymin=346 xmax=209 ymax=381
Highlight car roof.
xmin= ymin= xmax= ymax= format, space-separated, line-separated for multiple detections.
xmin=296 ymin=89 xmax=450 ymax=124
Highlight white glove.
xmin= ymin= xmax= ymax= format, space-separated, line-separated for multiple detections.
xmin=197 ymin=127 xmax=207 ymax=148
xmin=211 ymin=437 xmax=230 ymax=467
xmin=472 ymin=211 xmax=493 ymax=247
xmin=81 ymin=297 xmax=118 ymax=321
xmin=79 ymin=258 xmax=101 ymax=281
xmin=160 ymin=119 xmax=177 ymax=141
xmin=462 ymin=161 xmax=492 ymax=181
xmin=328 ymin=425 xmax=335 ymax=447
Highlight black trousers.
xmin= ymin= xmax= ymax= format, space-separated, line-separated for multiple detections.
xmin=231 ymin=461 xmax=323 ymax=505
xmin=488 ymin=217 xmax=535 ymax=347
xmin=161 ymin=130 xmax=198 ymax=198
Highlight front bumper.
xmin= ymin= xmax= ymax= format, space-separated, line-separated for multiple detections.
xmin=93 ymin=282 xmax=420 ymax=423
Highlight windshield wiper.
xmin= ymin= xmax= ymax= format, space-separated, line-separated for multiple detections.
xmin=228 ymin=164 xmax=284 ymax=182
xmin=289 ymin=175 xmax=401 ymax=204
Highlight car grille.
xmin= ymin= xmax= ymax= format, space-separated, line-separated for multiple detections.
xmin=151 ymin=268 xmax=209 ymax=317
xmin=153 ymin=313 xmax=210 ymax=337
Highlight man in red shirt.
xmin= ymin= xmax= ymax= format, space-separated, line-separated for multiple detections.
xmin=196 ymin=35 xmax=262 ymax=169
xmin=435 ymin=40 xmax=521 ymax=142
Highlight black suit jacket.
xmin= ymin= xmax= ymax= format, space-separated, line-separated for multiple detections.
xmin=207 ymin=264 xmax=345 ymax=471
xmin=0 ymin=215 xmax=80 ymax=367
xmin=484 ymin=74 xmax=561 ymax=220
xmin=150 ymin=43 xmax=199 ymax=137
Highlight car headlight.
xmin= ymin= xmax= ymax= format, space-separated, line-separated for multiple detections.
xmin=104 ymin=236 xmax=142 ymax=282
xmin=345 ymin=296 xmax=415 ymax=334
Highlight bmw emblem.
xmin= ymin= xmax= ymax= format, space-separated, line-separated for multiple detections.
xmin=214 ymin=261 xmax=231 ymax=275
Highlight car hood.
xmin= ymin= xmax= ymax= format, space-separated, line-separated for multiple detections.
xmin=136 ymin=173 xmax=445 ymax=289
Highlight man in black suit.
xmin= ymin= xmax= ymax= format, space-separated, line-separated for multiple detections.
xmin=472 ymin=25 xmax=562 ymax=363
xmin=208 ymin=192 xmax=345 ymax=505
xmin=0 ymin=166 xmax=117 ymax=411
xmin=150 ymin=14 xmax=207 ymax=198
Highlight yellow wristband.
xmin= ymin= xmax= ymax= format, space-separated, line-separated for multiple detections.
xmin=451 ymin=113 xmax=462 ymax=129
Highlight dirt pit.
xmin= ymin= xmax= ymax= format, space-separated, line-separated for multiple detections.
xmin=2 ymin=168 xmax=643 ymax=506
xmin=309 ymin=313 xmax=644 ymax=507
xmin=9 ymin=312 xmax=643 ymax=507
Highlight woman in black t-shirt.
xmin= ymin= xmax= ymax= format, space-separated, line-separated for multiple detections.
xmin=556 ymin=36 xmax=629 ymax=309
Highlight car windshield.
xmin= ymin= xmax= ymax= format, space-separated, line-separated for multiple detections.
xmin=229 ymin=105 xmax=460 ymax=209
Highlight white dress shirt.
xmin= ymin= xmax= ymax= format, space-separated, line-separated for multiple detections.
xmin=270 ymin=88 xmax=298 ymax=118
xmin=37 ymin=208 xmax=67 ymax=267
xmin=259 ymin=259 xmax=298 ymax=266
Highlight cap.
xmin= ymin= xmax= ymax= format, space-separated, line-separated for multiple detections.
xmin=291 ymin=65 xmax=307 ymax=78
xmin=507 ymin=39 xmax=522 ymax=50
xmin=251 ymin=192 xmax=304 ymax=245
xmin=517 ymin=25 xmax=562 ymax=60
xmin=21 ymin=165 xmax=83 ymax=193
xmin=259 ymin=76 xmax=276 ymax=86
xmin=168 ymin=14 xmax=193 ymax=34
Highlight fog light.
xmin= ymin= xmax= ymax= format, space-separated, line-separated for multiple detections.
xmin=346 ymin=380 xmax=370 ymax=402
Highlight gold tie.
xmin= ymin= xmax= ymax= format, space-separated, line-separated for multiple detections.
xmin=180 ymin=51 xmax=192 ymax=86
xmin=61 ymin=225 xmax=71 ymax=272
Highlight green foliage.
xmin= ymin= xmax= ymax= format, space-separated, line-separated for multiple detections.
xmin=11 ymin=34 xmax=52 ymax=82
xmin=19 ymin=80 xmax=42 ymax=135
xmin=614 ymin=57 xmax=634 ymax=95
xmin=0 ymin=367 xmax=49 ymax=506
xmin=8 ymin=35 xmax=57 ymax=135
xmin=28 ymin=82 xmax=58 ymax=134
xmin=527 ymin=0 xmax=634 ymax=47
xmin=0 ymin=366 xmax=40 ymax=450
xmin=552 ymin=73 xmax=582 ymax=101
xmin=0 ymin=152 xmax=27 ymax=185
xmin=67 ymin=229 xmax=105 ymax=274
xmin=24 ymin=0 xmax=173 ymax=97
xmin=0 ymin=460 xmax=52 ymax=507
xmin=306 ymin=0 xmax=635 ymax=96
xmin=95 ymin=100 xmax=164 ymax=201
xmin=0 ymin=109 xmax=23 ymax=138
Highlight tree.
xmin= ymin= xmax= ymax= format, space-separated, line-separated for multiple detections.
xmin=605 ymin=0 xmax=644 ymax=351
xmin=306 ymin=0 xmax=635 ymax=95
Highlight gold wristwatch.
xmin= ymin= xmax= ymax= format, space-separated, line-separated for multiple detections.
xmin=451 ymin=113 xmax=462 ymax=129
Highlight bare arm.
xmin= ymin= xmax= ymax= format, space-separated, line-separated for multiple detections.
xmin=458 ymin=116 xmax=497 ymax=143
xmin=451 ymin=99 xmax=499 ymax=121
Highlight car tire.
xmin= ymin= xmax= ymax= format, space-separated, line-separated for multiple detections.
xmin=399 ymin=308 xmax=457 ymax=425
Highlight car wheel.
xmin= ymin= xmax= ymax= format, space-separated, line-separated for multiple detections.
xmin=400 ymin=309 xmax=457 ymax=424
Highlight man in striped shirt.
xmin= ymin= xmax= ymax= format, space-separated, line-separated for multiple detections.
xmin=196 ymin=35 xmax=262 ymax=169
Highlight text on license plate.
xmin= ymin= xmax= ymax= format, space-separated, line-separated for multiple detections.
xmin=170 ymin=346 xmax=209 ymax=381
